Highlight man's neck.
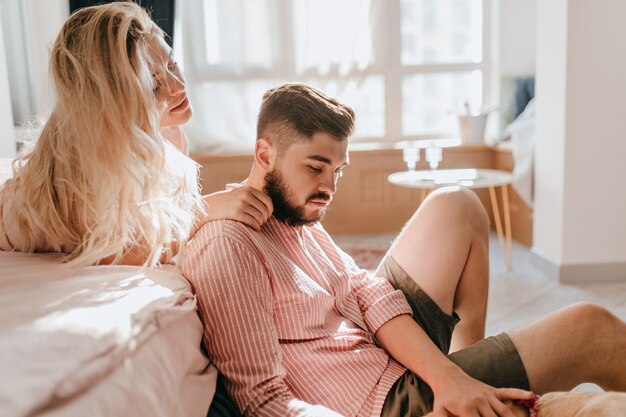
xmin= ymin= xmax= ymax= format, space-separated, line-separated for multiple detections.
xmin=245 ymin=164 xmax=266 ymax=191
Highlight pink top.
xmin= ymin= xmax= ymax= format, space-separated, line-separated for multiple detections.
xmin=181 ymin=216 xmax=413 ymax=417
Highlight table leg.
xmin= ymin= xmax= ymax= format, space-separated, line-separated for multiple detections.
xmin=489 ymin=186 xmax=507 ymax=270
xmin=502 ymin=185 xmax=512 ymax=271
xmin=420 ymin=189 xmax=428 ymax=204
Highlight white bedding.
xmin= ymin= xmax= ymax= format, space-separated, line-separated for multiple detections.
xmin=0 ymin=252 xmax=217 ymax=417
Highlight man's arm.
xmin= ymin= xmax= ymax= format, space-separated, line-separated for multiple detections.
xmin=375 ymin=315 xmax=532 ymax=417
xmin=340 ymin=247 xmax=532 ymax=417
xmin=182 ymin=224 xmax=343 ymax=417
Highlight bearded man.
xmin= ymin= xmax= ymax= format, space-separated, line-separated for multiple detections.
xmin=181 ymin=83 xmax=626 ymax=417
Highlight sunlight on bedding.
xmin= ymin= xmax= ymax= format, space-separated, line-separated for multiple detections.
xmin=0 ymin=252 xmax=216 ymax=417
xmin=32 ymin=277 xmax=177 ymax=338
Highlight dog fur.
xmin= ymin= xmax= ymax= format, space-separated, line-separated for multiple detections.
xmin=425 ymin=391 xmax=626 ymax=417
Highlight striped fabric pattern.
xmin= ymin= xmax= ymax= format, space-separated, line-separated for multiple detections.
xmin=181 ymin=217 xmax=412 ymax=417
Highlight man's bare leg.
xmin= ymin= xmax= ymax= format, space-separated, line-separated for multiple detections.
xmin=387 ymin=186 xmax=490 ymax=352
xmin=508 ymin=302 xmax=626 ymax=393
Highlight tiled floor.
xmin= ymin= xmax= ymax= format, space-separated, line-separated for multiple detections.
xmin=486 ymin=234 xmax=626 ymax=335
xmin=335 ymin=232 xmax=626 ymax=392
xmin=487 ymin=235 xmax=626 ymax=392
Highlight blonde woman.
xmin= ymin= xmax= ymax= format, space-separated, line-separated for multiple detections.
xmin=0 ymin=2 xmax=272 ymax=267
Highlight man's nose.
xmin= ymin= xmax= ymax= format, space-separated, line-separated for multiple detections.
xmin=319 ymin=171 xmax=337 ymax=195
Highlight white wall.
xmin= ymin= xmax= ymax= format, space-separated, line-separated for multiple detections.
xmin=498 ymin=0 xmax=536 ymax=77
xmin=534 ymin=0 xmax=626 ymax=281
xmin=533 ymin=0 xmax=567 ymax=265
xmin=487 ymin=0 xmax=536 ymax=139
xmin=0 ymin=5 xmax=15 ymax=158
xmin=563 ymin=0 xmax=626 ymax=264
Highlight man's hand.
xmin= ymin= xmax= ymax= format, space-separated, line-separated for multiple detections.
xmin=196 ymin=186 xmax=273 ymax=233
xmin=375 ymin=315 xmax=534 ymax=417
xmin=430 ymin=370 xmax=534 ymax=417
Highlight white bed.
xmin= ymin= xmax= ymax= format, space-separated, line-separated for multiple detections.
xmin=0 ymin=251 xmax=217 ymax=417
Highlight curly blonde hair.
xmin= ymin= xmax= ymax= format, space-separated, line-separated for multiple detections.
xmin=1 ymin=2 xmax=203 ymax=267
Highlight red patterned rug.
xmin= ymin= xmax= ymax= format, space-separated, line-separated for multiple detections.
xmin=340 ymin=246 xmax=389 ymax=271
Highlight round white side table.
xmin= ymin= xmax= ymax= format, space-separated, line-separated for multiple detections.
xmin=388 ymin=168 xmax=515 ymax=271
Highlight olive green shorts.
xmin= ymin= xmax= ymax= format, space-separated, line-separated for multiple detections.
xmin=375 ymin=254 xmax=530 ymax=417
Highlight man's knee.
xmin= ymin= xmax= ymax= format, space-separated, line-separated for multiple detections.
xmin=421 ymin=187 xmax=489 ymax=233
xmin=566 ymin=302 xmax=614 ymax=330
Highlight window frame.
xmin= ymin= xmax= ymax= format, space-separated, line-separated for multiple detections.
xmin=180 ymin=0 xmax=492 ymax=144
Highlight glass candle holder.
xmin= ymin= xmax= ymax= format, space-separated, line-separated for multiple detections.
xmin=402 ymin=144 xmax=420 ymax=171
xmin=425 ymin=145 xmax=443 ymax=170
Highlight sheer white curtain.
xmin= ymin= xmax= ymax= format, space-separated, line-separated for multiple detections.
xmin=176 ymin=0 xmax=487 ymax=152
xmin=0 ymin=6 xmax=15 ymax=158
xmin=176 ymin=0 xmax=386 ymax=153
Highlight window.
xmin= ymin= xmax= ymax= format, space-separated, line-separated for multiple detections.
xmin=178 ymin=0 xmax=488 ymax=151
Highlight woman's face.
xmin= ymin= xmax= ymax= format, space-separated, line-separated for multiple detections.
xmin=149 ymin=36 xmax=193 ymax=128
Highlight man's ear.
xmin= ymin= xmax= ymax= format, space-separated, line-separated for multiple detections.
xmin=255 ymin=137 xmax=274 ymax=171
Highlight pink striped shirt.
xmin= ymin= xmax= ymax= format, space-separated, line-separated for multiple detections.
xmin=181 ymin=217 xmax=413 ymax=417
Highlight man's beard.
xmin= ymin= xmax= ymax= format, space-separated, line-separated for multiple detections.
xmin=264 ymin=169 xmax=330 ymax=227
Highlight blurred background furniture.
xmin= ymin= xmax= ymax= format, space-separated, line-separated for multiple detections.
xmin=388 ymin=168 xmax=515 ymax=270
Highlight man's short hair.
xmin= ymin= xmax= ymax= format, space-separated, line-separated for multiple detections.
xmin=256 ymin=83 xmax=355 ymax=152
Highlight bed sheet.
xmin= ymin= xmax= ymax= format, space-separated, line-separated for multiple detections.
xmin=0 ymin=252 xmax=217 ymax=417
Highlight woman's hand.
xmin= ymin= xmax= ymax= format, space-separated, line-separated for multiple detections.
xmin=195 ymin=186 xmax=273 ymax=234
